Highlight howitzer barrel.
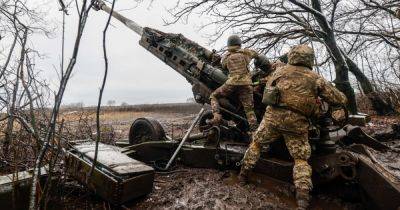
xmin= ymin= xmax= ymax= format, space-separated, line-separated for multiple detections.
xmin=94 ymin=0 xmax=143 ymax=35
xmin=94 ymin=1 xmax=235 ymax=109
xmin=137 ymin=27 xmax=227 ymax=89
xmin=94 ymin=0 xmax=228 ymax=102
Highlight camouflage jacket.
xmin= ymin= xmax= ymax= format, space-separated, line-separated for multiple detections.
xmin=267 ymin=64 xmax=347 ymax=117
xmin=221 ymin=46 xmax=258 ymax=85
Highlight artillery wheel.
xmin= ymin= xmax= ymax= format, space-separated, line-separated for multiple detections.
xmin=129 ymin=118 xmax=166 ymax=145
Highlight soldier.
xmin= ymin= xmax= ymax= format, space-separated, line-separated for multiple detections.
xmin=238 ymin=45 xmax=347 ymax=210
xmin=209 ymin=35 xmax=259 ymax=131
xmin=252 ymin=59 xmax=285 ymax=101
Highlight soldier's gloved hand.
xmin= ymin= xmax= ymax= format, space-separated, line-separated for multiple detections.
xmin=332 ymin=109 xmax=346 ymax=123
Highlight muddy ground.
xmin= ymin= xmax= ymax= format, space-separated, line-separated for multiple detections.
xmin=128 ymin=168 xmax=362 ymax=210
xmin=57 ymin=105 xmax=399 ymax=210
xmin=3 ymin=104 xmax=399 ymax=209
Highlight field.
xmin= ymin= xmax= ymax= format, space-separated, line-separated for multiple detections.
xmin=59 ymin=103 xmax=204 ymax=141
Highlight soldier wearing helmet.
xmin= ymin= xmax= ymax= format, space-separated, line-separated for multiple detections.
xmin=238 ymin=44 xmax=347 ymax=210
xmin=209 ymin=35 xmax=259 ymax=131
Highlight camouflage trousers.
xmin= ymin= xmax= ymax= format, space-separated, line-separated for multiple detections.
xmin=241 ymin=107 xmax=313 ymax=191
xmin=210 ymin=84 xmax=258 ymax=129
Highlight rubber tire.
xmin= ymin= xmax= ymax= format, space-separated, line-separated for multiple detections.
xmin=128 ymin=118 xmax=166 ymax=145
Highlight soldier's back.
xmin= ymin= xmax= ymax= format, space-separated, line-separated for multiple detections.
xmin=222 ymin=48 xmax=254 ymax=85
xmin=268 ymin=64 xmax=320 ymax=117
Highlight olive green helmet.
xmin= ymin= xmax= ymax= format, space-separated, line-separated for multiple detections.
xmin=288 ymin=44 xmax=315 ymax=68
xmin=227 ymin=35 xmax=242 ymax=47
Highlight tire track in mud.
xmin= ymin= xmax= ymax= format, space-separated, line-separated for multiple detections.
xmin=132 ymin=168 xmax=287 ymax=209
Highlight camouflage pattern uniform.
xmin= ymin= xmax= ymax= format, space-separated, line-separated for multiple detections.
xmin=240 ymin=44 xmax=347 ymax=208
xmin=253 ymin=60 xmax=285 ymax=99
xmin=210 ymin=46 xmax=259 ymax=130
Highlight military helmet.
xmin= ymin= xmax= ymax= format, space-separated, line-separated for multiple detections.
xmin=227 ymin=35 xmax=242 ymax=47
xmin=288 ymin=44 xmax=315 ymax=68
xmin=254 ymin=55 xmax=272 ymax=74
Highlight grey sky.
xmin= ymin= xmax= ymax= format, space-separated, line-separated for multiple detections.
xmin=34 ymin=0 xmax=230 ymax=106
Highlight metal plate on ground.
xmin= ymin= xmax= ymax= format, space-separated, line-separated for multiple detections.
xmin=66 ymin=142 xmax=154 ymax=204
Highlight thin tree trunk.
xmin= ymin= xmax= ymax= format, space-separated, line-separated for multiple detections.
xmin=0 ymin=31 xmax=19 ymax=80
xmin=288 ymin=0 xmax=358 ymax=114
xmin=4 ymin=29 xmax=28 ymax=156
xmin=87 ymin=0 xmax=115 ymax=183
xmin=345 ymin=55 xmax=396 ymax=115
xmin=28 ymin=1 xmax=94 ymax=209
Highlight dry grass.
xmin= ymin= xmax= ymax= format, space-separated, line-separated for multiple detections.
xmin=0 ymin=103 xmax=200 ymax=177
xmin=57 ymin=103 xmax=202 ymax=142
xmin=61 ymin=103 xmax=202 ymax=114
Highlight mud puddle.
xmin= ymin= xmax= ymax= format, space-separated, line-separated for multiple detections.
xmin=128 ymin=168 xmax=361 ymax=210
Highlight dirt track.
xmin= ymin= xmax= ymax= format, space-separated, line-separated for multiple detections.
xmin=128 ymin=168 xmax=360 ymax=210
xmin=132 ymin=169 xmax=287 ymax=209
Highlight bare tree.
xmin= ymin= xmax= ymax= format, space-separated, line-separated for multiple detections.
xmin=87 ymin=0 xmax=116 ymax=184
xmin=3 ymin=28 xmax=27 ymax=156
xmin=167 ymin=0 xmax=399 ymax=114
xmin=0 ymin=1 xmax=60 ymax=209
xmin=28 ymin=0 xmax=95 ymax=209
xmin=1 ymin=0 xmax=54 ymax=158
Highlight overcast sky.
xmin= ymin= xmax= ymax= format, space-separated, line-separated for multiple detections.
xmin=33 ymin=0 xmax=231 ymax=106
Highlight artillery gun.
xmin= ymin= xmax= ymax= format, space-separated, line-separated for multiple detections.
xmin=65 ymin=1 xmax=400 ymax=209
xmin=93 ymin=0 xmax=271 ymax=142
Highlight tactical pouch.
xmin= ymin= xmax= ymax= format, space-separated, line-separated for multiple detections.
xmin=262 ymin=86 xmax=280 ymax=105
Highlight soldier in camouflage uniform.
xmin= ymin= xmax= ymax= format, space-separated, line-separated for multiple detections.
xmin=238 ymin=45 xmax=347 ymax=210
xmin=209 ymin=35 xmax=259 ymax=131
xmin=253 ymin=59 xmax=285 ymax=100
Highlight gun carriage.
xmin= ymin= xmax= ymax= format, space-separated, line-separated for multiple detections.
xmin=65 ymin=1 xmax=400 ymax=209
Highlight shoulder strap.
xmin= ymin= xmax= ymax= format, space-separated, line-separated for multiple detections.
xmin=271 ymin=77 xmax=280 ymax=86
xmin=269 ymin=73 xmax=283 ymax=87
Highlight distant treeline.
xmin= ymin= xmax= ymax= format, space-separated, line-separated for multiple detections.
xmin=60 ymin=103 xmax=204 ymax=114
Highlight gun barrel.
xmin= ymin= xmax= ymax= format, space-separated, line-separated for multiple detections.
xmin=94 ymin=0 xmax=228 ymax=104
xmin=96 ymin=0 xmax=143 ymax=35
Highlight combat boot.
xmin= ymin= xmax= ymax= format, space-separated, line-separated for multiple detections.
xmin=296 ymin=188 xmax=311 ymax=210
xmin=237 ymin=168 xmax=250 ymax=186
